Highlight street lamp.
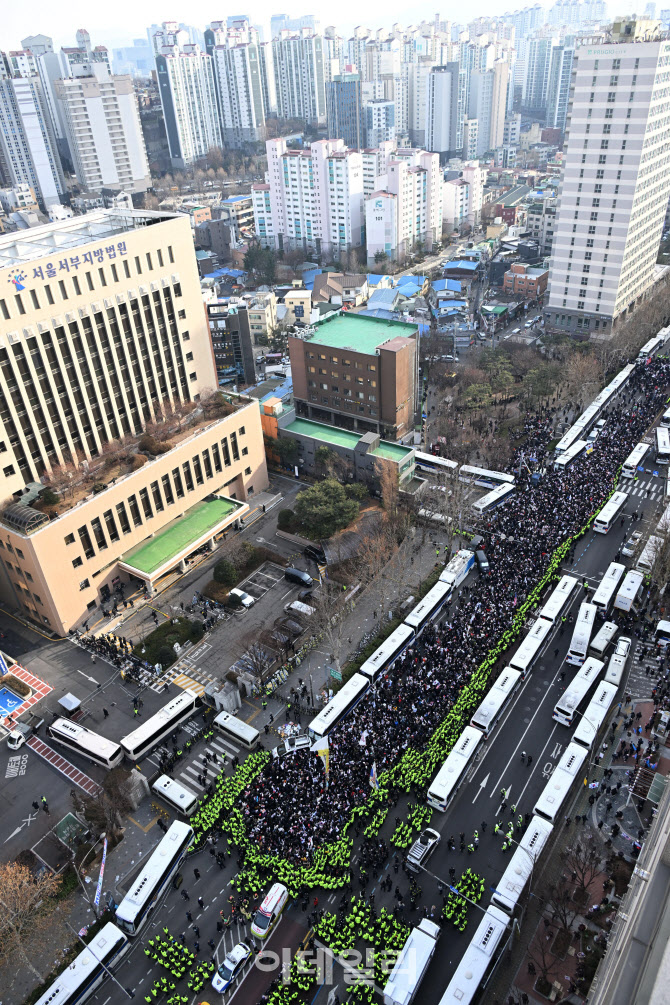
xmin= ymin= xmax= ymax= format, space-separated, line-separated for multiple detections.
xmin=74 ymin=831 xmax=106 ymax=916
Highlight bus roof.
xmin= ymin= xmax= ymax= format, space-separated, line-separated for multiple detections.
xmin=307 ymin=673 xmax=368 ymax=737
xmin=116 ymin=822 xmax=193 ymax=922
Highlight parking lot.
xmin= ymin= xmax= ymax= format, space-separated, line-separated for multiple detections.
xmin=238 ymin=561 xmax=286 ymax=600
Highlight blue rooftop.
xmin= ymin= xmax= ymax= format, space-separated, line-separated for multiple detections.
xmin=209 ymin=267 xmax=246 ymax=280
xmin=222 ymin=194 xmax=251 ymax=204
xmin=444 ymin=260 xmax=479 ymax=271
xmin=356 ymin=308 xmax=397 ymax=321
xmin=367 ymin=288 xmax=398 ymax=308
xmin=367 ymin=274 xmax=384 ymax=285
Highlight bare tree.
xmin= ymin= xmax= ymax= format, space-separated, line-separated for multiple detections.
xmin=422 ymin=472 xmax=472 ymax=558
xmin=545 ymin=876 xmax=579 ymax=936
xmin=0 ymin=862 xmax=64 ymax=980
xmin=561 ymin=836 xmax=602 ymax=908
xmin=235 ymin=634 xmax=277 ymax=681
xmin=309 ymin=582 xmax=352 ymax=672
xmin=525 ymin=924 xmax=563 ymax=994
xmin=71 ymin=769 xmax=134 ymax=841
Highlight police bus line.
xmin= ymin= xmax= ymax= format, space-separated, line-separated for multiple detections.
xmin=614 ymin=569 xmax=644 ymax=614
xmin=566 ymin=602 xmax=597 ymax=666
xmin=552 ymin=656 xmax=605 ymax=727
xmin=591 ymin=562 xmax=626 ymax=614
xmin=554 ymin=362 xmax=635 ymax=455
xmin=433 ymin=666 xmax=623 ymax=1005
xmin=621 ymin=442 xmax=650 ymax=479
xmin=115 ymin=821 xmax=194 ymax=935
xmin=309 ymin=551 xmax=476 ymax=742
xmin=34 ymin=923 xmax=130 ymax=1005
xmin=593 ymin=491 xmax=628 ymax=534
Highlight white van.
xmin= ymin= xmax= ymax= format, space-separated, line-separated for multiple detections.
xmin=284 ymin=600 xmax=315 ymax=618
xmin=250 ymin=883 xmax=289 ymax=939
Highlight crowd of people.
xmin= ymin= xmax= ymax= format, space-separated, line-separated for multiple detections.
xmin=239 ymin=356 xmax=670 ymax=863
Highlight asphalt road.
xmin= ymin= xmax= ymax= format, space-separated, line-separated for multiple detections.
xmin=75 ymin=466 xmax=663 ymax=1005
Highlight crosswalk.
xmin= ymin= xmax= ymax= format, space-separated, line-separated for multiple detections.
xmin=177 ymin=735 xmax=241 ymax=792
xmin=163 ymin=663 xmax=215 ymax=698
xmin=628 ymin=481 xmax=664 ymax=499
xmin=625 ymin=639 xmax=662 ymax=700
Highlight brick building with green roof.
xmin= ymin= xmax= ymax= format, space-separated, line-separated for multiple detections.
xmin=288 ymin=313 xmax=419 ymax=442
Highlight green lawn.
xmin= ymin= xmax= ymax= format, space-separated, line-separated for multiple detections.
xmin=122 ymin=498 xmax=241 ymax=575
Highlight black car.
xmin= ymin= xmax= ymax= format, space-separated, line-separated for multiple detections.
xmin=285 ymin=567 xmax=314 ymax=587
xmin=303 ymin=545 xmax=326 ymax=564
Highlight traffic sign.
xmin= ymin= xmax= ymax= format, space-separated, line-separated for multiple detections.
xmin=329 ymin=667 xmax=342 ymax=681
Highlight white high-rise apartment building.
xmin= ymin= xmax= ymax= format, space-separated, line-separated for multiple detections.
xmin=365 ymin=100 xmax=396 ymax=147
xmin=206 ymin=21 xmax=275 ymax=148
xmin=55 ymin=63 xmax=150 ymax=194
xmin=0 ymin=54 xmax=65 ymax=209
xmin=425 ymin=64 xmax=460 ymax=155
xmin=272 ymin=30 xmax=325 ymax=123
xmin=546 ymin=42 xmax=575 ymax=130
xmin=153 ymin=24 xmax=221 ymax=168
xmin=251 ymin=138 xmax=363 ymax=258
xmin=467 ymin=59 xmax=509 ymax=156
xmin=547 ymin=34 xmax=670 ymax=337
xmin=365 ymin=148 xmax=442 ymax=265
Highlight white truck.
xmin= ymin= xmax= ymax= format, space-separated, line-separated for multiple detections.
xmin=383 ymin=918 xmax=440 ymax=1005
xmin=6 ymin=714 xmax=44 ymax=750
xmin=439 ymin=549 xmax=475 ymax=591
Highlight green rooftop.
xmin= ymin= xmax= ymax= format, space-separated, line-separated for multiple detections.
xmin=302 ymin=314 xmax=417 ymax=355
xmin=285 ymin=417 xmax=361 ymax=449
xmin=370 ymin=442 xmax=414 ymax=463
xmin=121 ymin=497 xmax=242 ymax=576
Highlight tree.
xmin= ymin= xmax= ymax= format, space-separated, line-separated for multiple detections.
xmin=545 ymin=875 xmax=580 ymax=936
xmin=374 ymin=250 xmax=388 ymax=264
xmin=525 ymin=924 xmax=563 ymax=995
xmin=236 ymin=635 xmax=275 ymax=680
xmin=71 ymin=768 xmax=134 ymax=841
xmin=310 ymin=582 xmax=353 ymax=671
xmin=561 ymin=836 xmax=602 ymax=908
xmin=421 ymin=471 xmax=471 ymax=558
xmin=272 ymin=436 xmax=300 ymax=466
xmin=294 ymin=479 xmax=360 ymax=539
xmin=0 ymin=862 xmax=64 ymax=980
xmin=213 ymin=559 xmax=238 ymax=587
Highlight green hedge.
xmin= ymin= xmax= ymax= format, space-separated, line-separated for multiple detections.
xmin=133 ymin=617 xmax=204 ymax=669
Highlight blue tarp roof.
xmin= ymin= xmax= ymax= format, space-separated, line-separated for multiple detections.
xmin=209 ymin=267 xmax=246 ymax=279
xmin=443 ymin=259 xmax=479 ymax=271
xmin=259 ymin=377 xmax=293 ymax=402
xmin=356 ymin=308 xmax=397 ymax=320
xmin=437 ymin=299 xmax=466 ymax=308
xmin=222 ymin=194 xmax=251 ymax=204
xmin=432 ymin=278 xmax=463 ymax=292
xmin=302 ymin=268 xmax=322 ymax=290
xmin=367 ymin=274 xmax=385 ymax=285
xmin=397 ymin=283 xmax=420 ymax=296
xmin=367 ymin=288 xmax=398 ymax=307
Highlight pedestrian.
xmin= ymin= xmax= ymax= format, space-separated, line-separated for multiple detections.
xmin=193 ymin=869 xmax=200 ymax=880
xmin=102 ymin=707 xmax=109 ymax=718
xmin=198 ymin=897 xmax=205 ymax=909
xmin=527 ymin=755 xmax=532 ymax=766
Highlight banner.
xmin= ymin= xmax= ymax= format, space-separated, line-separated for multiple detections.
xmin=93 ymin=837 xmax=108 ymax=910
xmin=310 ymin=735 xmax=329 ymax=787
xmin=0 ymin=651 xmax=10 ymax=676
xmin=369 ymin=762 xmax=378 ymax=790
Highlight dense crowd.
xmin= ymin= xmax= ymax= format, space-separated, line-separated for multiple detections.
xmin=242 ymin=357 xmax=670 ymax=863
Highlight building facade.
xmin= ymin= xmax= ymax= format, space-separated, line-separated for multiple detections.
xmin=207 ymin=22 xmax=273 ymax=148
xmin=0 ymin=55 xmax=65 ymax=210
xmin=288 ymin=313 xmax=418 ymax=440
xmin=326 ymin=71 xmax=363 ymax=149
xmin=364 ymin=99 xmax=396 ymax=148
xmin=272 ymin=30 xmax=325 ymax=123
xmin=365 ymin=148 xmax=442 ymax=265
xmin=154 ymin=25 xmax=221 ymax=168
xmin=251 ymin=137 xmax=364 ymax=258
xmin=205 ymin=299 xmax=256 ymax=384
xmin=547 ymin=36 xmax=670 ymax=335
xmin=55 ymin=64 xmax=150 ymax=195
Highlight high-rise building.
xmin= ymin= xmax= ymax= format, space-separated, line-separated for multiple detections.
xmin=326 ymin=71 xmax=363 ymax=149
xmin=522 ymin=36 xmax=559 ymax=112
xmin=55 ymin=63 xmax=150 ymax=194
xmin=425 ymin=64 xmax=460 ymax=156
xmin=251 ymin=137 xmax=363 ymax=258
xmin=365 ymin=147 xmax=442 ymax=265
xmin=271 ymin=14 xmax=320 ymax=37
xmin=364 ymin=99 xmax=396 ymax=148
xmin=0 ymin=209 xmax=269 ymax=634
xmin=0 ymin=54 xmax=65 ymax=209
xmin=547 ymin=34 xmax=670 ymax=337
xmin=272 ymin=30 xmax=325 ymax=122
xmin=546 ymin=42 xmax=574 ymax=131
xmin=153 ymin=24 xmax=221 ymax=167
xmin=467 ymin=60 xmax=509 ymax=156
xmin=206 ymin=22 xmax=273 ymax=147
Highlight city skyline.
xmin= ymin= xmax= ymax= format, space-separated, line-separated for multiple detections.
xmin=2 ymin=0 xmax=642 ymax=52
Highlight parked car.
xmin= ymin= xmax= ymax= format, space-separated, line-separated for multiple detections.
xmin=615 ymin=636 xmax=631 ymax=660
xmin=274 ymin=617 xmax=303 ymax=638
xmin=406 ymin=828 xmax=441 ymax=874
xmin=303 ymin=545 xmax=326 ymax=564
xmin=228 ymin=587 xmax=255 ymax=608
xmin=211 ymin=942 xmax=252 ymax=993
xmin=621 ymin=531 xmax=642 ymax=557
xmin=285 ymin=567 xmax=314 ymax=587
xmin=271 ymin=735 xmax=310 ymax=759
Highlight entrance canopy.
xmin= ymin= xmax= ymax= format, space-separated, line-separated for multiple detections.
xmin=119 ymin=496 xmax=247 ymax=583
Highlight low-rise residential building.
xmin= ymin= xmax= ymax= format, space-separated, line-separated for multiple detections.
xmin=247 ymin=292 xmax=277 ymax=341
xmin=288 ymin=313 xmax=419 ymax=441
xmin=205 ymin=297 xmax=257 ymax=385
xmin=218 ymin=194 xmax=254 ymax=242
xmin=525 ymin=200 xmax=556 ymax=255
xmin=503 ymin=261 xmax=548 ymax=299
xmin=283 ymin=289 xmax=313 ymax=326
xmin=312 ymin=273 xmax=369 ymax=306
